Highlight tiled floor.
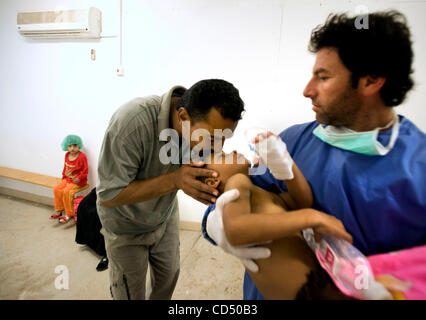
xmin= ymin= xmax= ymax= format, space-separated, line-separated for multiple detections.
xmin=0 ymin=194 xmax=244 ymax=300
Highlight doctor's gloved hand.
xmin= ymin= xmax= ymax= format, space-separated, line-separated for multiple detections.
xmin=206 ymin=189 xmax=271 ymax=272
xmin=253 ymin=132 xmax=294 ymax=180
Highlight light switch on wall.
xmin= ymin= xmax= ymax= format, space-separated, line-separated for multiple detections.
xmin=116 ymin=65 xmax=124 ymax=76
xmin=91 ymin=49 xmax=96 ymax=61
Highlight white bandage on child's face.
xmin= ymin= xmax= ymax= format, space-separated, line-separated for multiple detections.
xmin=254 ymin=135 xmax=294 ymax=180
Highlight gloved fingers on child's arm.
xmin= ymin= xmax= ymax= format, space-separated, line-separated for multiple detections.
xmin=231 ymin=245 xmax=271 ymax=261
xmin=241 ymin=259 xmax=260 ymax=273
xmin=206 ymin=189 xmax=241 ymax=245
xmin=239 ymin=240 xmax=273 ymax=247
xmin=239 ymin=245 xmax=272 ymax=272
xmin=216 ymin=189 xmax=240 ymax=208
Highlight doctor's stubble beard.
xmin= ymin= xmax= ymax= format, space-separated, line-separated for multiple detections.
xmin=314 ymin=85 xmax=363 ymax=127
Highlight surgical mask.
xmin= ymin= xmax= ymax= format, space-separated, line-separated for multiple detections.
xmin=312 ymin=112 xmax=400 ymax=156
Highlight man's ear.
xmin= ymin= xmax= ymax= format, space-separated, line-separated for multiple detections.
xmin=358 ymin=75 xmax=386 ymax=97
xmin=177 ymin=107 xmax=191 ymax=125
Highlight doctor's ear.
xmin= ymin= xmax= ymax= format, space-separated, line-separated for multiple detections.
xmin=358 ymin=75 xmax=386 ymax=97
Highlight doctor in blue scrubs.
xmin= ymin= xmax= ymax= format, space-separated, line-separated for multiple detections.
xmin=202 ymin=10 xmax=426 ymax=299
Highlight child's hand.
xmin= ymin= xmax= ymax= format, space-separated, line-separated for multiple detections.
xmin=312 ymin=210 xmax=353 ymax=244
xmin=73 ymin=177 xmax=80 ymax=184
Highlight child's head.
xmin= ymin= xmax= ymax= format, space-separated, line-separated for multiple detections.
xmin=61 ymin=135 xmax=83 ymax=152
xmin=198 ymin=151 xmax=250 ymax=194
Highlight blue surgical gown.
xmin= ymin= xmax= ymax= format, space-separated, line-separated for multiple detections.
xmin=202 ymin=115 xmax=426 ymax=300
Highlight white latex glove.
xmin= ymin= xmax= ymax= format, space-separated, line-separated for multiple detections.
xmin=206 ymin=189 xmax=271 ymax=272
xmin=254 ymin=133 xmax=294 ymax=180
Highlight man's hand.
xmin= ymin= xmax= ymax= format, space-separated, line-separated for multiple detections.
xmin=173 ymin=162 xmax=219 ymax=205
xmin=72 ymin=177 xmax=80 ymax=184
xmin=206 ymin=189 xmax=271 ymax=272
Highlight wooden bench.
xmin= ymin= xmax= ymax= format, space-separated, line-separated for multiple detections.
xmin=0 ymin=166 xmax=201 ymax=231
xmin=0 ymin=166 xmax=89 ymax=206
xmin=0 ymin=166 xmax=61 ymax=189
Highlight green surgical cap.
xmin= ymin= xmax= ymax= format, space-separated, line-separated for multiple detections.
xmin=61 ymin=135 xmax=83 ymax=151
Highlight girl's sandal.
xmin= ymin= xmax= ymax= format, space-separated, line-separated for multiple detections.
xmin=50 ymin=212 xmax=63 ymax=219
xmin=59 ymin=216 xmax=72 ymax=224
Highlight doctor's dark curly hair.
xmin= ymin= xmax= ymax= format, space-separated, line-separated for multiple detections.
xmin=309 ymin=10 xmax=414 ymax=107
xmin=177 ymin=79 xmax=245 ymax=122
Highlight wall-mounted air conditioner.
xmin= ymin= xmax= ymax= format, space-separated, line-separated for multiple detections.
xmin=17 ymin=7 xmax=102 ymax=39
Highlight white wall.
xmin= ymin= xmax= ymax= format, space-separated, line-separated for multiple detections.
xmin=1 ymin=0 xmax=425 ymax=222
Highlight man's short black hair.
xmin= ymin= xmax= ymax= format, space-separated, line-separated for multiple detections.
xmin=177 ymin=79 xmax=245 ymax=122
xmin=309 ymin=10 xmax=414 ymax=107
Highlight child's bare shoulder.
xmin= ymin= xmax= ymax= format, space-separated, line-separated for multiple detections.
xmin=224 ymin=173 xmax=253 ymax=191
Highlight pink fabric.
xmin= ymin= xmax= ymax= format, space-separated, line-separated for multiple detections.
xmin=368 ymin=244 xmax=426 ymax=300
xmin=73 ymin=195 xmax=85 ymax=215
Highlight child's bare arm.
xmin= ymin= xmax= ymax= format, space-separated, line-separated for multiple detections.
xmin=222 ymin=173 xmax=351 ymax=246
xmin=279 ymin=162 xmax=313 ymax=210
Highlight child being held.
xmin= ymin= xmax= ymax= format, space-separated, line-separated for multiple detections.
xmin=202 ymin=133 xmax=424 ymax=299
xmin=199 ymin=137 xmax=353 ymax=299
xmin=51 ymin=134 xmax=88 ymax=223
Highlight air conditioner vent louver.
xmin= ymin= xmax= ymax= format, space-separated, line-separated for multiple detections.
xmin=17 ymin=7 xmax=101 ymax=39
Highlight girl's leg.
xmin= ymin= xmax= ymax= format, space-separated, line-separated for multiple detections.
xmin=63 ymin=183 xmax=79 ymax=217
xmin=62 ymin=183 xmax=88 ymax=217
xmin=53 ymin=180 xmax=67 ymax=212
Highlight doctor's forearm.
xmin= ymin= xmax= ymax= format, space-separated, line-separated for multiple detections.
xmin=283 ymin=163 xmax=314 ymax=209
